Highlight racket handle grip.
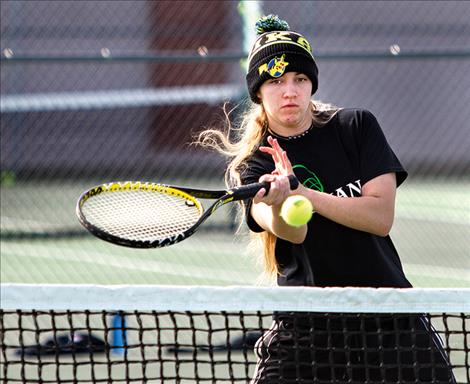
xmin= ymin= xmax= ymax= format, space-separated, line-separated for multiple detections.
xmin=235 ymin=174 xmax=299 ymax=200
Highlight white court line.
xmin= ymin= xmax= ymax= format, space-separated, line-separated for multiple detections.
xmin=1 ymin=216 xmax=70 ymax=230
xmin=0 ymin=244 xmax=252 ymax=284
xmin=403 ymin=263 xmax=470 ymax=282
xmin=2 ymin=244 xmax=468 ymax=284
xmin=395 ymin=212 xmax=469 ymax=226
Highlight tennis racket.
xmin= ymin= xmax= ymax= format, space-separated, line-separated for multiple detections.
xmin=76 ymin=175 xmax=299 ymax=248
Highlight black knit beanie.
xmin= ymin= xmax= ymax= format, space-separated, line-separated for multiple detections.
xmin=246 ymin=15 xmax=318 ymax=104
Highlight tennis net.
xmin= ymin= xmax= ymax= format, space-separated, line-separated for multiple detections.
xmin=1 ymin=285 xmax=469 ymax=383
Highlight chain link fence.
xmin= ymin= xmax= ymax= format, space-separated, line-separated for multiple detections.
xmin=1 ymin=1 xmax=469 ymax=285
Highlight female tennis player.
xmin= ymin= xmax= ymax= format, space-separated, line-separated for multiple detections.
xmin=198 ymin=14 xmax=455 ymax=384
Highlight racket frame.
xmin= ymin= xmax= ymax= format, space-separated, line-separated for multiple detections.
xmin=77 ymin=176 xmax=298 ymax=248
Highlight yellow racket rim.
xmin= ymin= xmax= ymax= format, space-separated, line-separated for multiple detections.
xmin=79 ymin=181 xmax=203 ymax=213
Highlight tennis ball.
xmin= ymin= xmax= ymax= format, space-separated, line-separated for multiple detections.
xmin=280 ymin=195 xmax=313 ymax=227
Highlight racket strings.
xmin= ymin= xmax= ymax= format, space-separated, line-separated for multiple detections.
xmin=81 ymin=189 xmax=202 ymax=242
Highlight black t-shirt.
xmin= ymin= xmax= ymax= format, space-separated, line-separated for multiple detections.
xmin=240 ymin=108 xmax=411 ymax=288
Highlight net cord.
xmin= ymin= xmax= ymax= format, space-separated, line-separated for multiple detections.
xmin=1 ymin=284 xmax=469 ymax=313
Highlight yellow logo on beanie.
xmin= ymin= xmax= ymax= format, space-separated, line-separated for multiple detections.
xmin=258 ymin=54 xmax=289 ymax=78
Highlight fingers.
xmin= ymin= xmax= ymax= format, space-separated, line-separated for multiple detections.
xmin=259 ymin=136 xmax=293 ymax=175
xmin=253 ymin=188 xmax=267 ymax=204
xmin=253 ymin=174 xmax=292 ymax=206
xmin=280 ymin=149 xmax=293 ymax=173
xmin=259 ymin=136 xmax=282 ymax=158
xmin=253 ymin=178 xmax=269 ymax=203
xmin=253 ymin=136 xmax=297 ymax=205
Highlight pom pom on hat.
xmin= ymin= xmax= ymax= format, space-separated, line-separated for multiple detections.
xmin=246 ymin=15 xmax=318 ymax=103
xmin=255 ymin=14 xmax=290 ymax=35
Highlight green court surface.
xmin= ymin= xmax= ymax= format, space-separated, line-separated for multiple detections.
xmin=1 ymin=177 xmax=469 ymax=287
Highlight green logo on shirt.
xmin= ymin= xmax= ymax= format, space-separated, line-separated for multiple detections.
xmin=293 ymin=164 xmax=324 ymax=192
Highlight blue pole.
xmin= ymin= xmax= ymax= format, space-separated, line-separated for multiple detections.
xmin=111 ymin=312 xmax=127 ymax=355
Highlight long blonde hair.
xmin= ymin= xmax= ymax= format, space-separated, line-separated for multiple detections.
xmin=197 ymin=99 xmax=338 ymax=279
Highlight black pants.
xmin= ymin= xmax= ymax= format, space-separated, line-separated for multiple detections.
xmin=251 ymin=314 xmax=456 ymax=384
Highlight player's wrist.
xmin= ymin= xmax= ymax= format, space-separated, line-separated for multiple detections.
xmin=300 ymin=188 xmax=317 ymax=214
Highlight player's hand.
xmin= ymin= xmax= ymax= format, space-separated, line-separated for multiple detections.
xmin=253 ymin=136 xmax=296 ymax=206
xmin=259 ymin=136 xmax=294 ymax=176
xmin=253 ymin=173 xmax=293 ymax=206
